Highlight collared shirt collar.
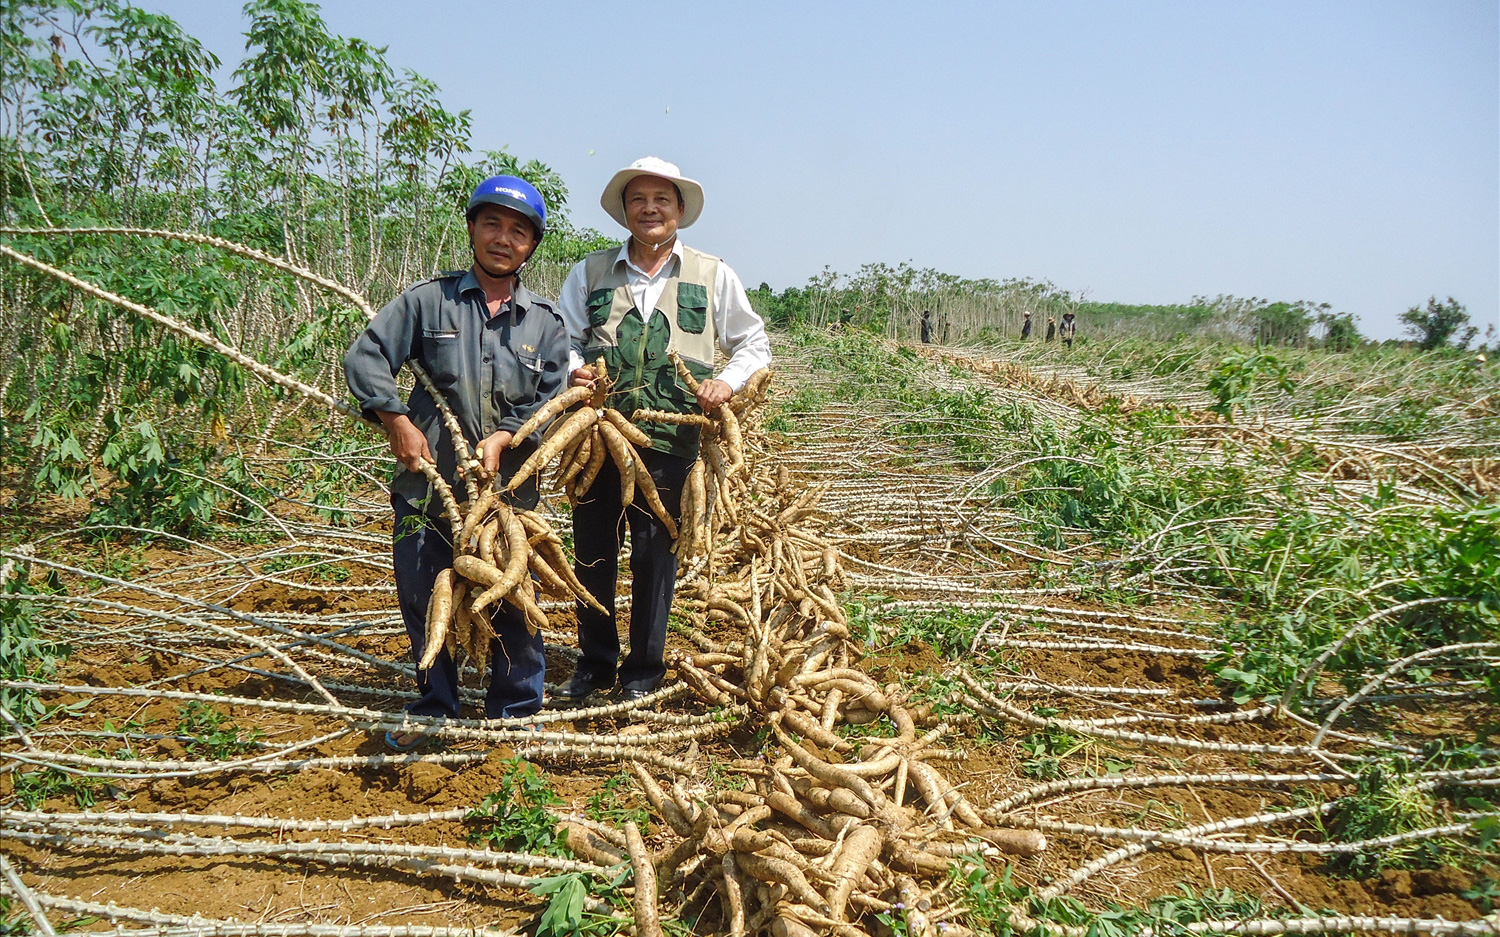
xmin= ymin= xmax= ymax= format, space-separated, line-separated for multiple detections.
xmin=617 ymin=238 xmax=685 ymax=278
xmin=457 ymin=267 xmax=534 ymax=313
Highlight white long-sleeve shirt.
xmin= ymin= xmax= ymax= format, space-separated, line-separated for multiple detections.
xmin=558 ymin=240 xmax=772 ymax=392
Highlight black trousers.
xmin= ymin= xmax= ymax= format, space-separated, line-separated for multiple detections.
xmin=392 ymin=494 xmax=545 ymax=719
xmin=572 ymin=449 xmax=694 ymax=692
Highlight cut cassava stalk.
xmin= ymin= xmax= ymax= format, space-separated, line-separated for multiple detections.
xmin=0 ymin=227 xmax=482 ymax=489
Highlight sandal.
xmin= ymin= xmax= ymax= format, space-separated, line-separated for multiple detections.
xmin=383 ymin=729 xmax=425 ymax=753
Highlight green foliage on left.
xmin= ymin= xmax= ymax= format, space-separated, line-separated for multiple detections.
xmin=0 ymin=0 xmax=610 ymax=532
xmin=0 ymin=575 xmax=60 ymax=726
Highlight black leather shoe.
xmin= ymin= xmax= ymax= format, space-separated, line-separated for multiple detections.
xmin=616 ymin=685 xmax=660 ymax=703
xmin=550 ymin=671 xmax=613 ymax=707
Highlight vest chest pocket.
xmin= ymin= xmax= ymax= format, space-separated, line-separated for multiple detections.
xmin=676 ymin=282 xmax=708 ymax=334
xmin=585 ymin=289 xmax=614 ymax=329
xmin=420 ymin=328 xmax=462 ymax=387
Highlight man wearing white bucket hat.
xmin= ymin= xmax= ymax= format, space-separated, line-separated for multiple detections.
xmin=552 ymin=157 xmax=772 ymax=704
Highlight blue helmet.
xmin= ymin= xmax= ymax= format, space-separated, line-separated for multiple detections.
xmin=466 ymin=175 xmax=547 ymax=239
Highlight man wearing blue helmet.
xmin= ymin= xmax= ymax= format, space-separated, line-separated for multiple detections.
xmin=344 ymin=175 xmax=568 ymax=748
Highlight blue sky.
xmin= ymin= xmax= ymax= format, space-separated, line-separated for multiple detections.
xmin=148 ymin=1 xmax=1497 ymax=340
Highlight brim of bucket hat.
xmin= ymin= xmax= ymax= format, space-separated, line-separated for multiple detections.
xmin=600 ymin=168 xmax=704 ymax=230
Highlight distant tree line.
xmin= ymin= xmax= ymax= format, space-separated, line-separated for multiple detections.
xmin=749 ymin=265 xmax=1487 ymax=354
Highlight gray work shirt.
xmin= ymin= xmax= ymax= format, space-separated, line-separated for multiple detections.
xmin=343 ymin=270 xmax=568 ymax=512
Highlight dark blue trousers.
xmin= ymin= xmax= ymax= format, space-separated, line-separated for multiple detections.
xmin=572 ymin=450 xmax=693 ymax=693
xmin=392 ymin=494 xmax=544 ymax=719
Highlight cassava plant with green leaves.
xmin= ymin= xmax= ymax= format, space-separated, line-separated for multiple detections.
xmin=0 ymin=0 xmax=612 ymax=532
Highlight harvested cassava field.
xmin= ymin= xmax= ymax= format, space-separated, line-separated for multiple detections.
xmin=3 ymin=7 xmax=1495 ymax=934
xmin=2 ymin=312 xmax=1497 ymax=936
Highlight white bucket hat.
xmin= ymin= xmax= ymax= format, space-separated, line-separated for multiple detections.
xmin=600 ymin=156 xmax=705 ymax=230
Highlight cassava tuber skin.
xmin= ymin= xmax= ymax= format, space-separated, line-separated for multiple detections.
xmin=722 ymin=852 xmax=748 ymax=937
xmin=418 ymin=568 xmax=454 ymax=670
xmin=765 ymin=791 xmax=836 ymax=839
xmin=826 ymin=824 xmax=883 ymax=920
xmin=780 ymin=708 xmax=853 ymax=753
xmin=462 ymin=508 xmax=528 ymax=614
xmin=556 ymin=431 xmax=593 ymax=489
xmin=597 ymin=419 xmax=637 ymax=507
xmin=507 ymin=406 xmax=599 ymax=490
xmin=573 ymin=425 xmax=610 ymax=498
xmin=634 ymin=457 xmax=679 ymax=537
xmin=734 ymin=852 xmax=828 ymax=916
xmin=771 ymin=917 xmax=818 ymax=937
xmin=772 ymin=721 xmax=886 ymax=811
xmin=476 ymin=516 xmax=500 ymax=566
xmin=897 ymin=875 xmax=938 ymax=937
xmin=509 ymin=384 xmax=592 ymax=442
xmin=629 ymin=764 xmax=693 ymax=837
xmin=533 ymin=539 xmax=607 ymax=613
xmin=976 ymin=828 xmax=1048 ymax=857
xmin=605 ymin=406 xmax=653 ymax=448
xmin=456 ymin=489 xmax=496 ymax=547
xmin=668 ymin=351 xmax=701 ymax=394
xmin=633 ymin=408 xmax=714 ymax=427
xmin=560 ymin=822 xmax=625 ymax=866
xmin=905 ymin=759 xmax=985 ymax=829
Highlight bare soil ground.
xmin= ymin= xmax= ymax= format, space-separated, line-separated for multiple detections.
xmin=3 ymin=339 xmax=1494 ymax=934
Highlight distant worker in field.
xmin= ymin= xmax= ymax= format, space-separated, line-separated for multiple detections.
xmin=1060 ymin=310 xmax=1077 ymax=348
xmin=920 ymin=308 xmax=934 ymax=343
xmin=344 ymin=176 xmax=567 ymax=749
xmin=1045 ymin=316 xmax=1056 ymax=342
xmin=1020 ymin=310 xmax=1032 ymax=340
xmin=556 ymin=157 xmax=772 ymax=704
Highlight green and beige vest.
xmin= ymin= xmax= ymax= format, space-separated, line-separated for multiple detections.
xmin=580 ymin=245 xmax=719 ymax=458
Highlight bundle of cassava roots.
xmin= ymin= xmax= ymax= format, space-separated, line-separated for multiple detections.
xmin=437 ymin=360 xmax=1045 ymax=937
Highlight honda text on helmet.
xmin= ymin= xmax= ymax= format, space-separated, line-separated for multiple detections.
xmin=466 ymin=175 xmax=547 ymax=239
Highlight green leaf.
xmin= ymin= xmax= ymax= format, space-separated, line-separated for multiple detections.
xmin=1217 ymin=667 xmax=1258 ymax=686
xmin=530 ymin=874 xmax=587 ymax=937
